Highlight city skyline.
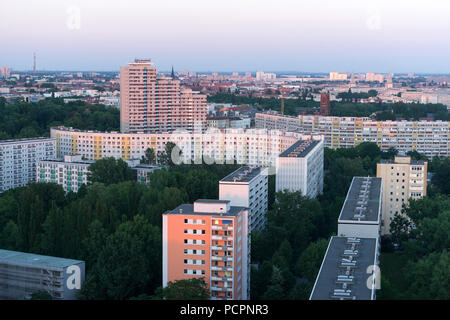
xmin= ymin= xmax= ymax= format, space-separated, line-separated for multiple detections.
xmin=1 ymin=0 xmax=449 ymax=73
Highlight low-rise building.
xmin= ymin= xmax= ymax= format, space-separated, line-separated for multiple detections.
xmin=0 ymin=249 xmax=85 ymax=300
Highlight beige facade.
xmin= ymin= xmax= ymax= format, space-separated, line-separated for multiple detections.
xmin=120 ymin=59 xmax=206 ymax=133
xmin=376 ymin=156 xmax=427 ymax=235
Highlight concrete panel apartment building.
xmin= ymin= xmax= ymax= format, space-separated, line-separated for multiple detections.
xmin=163 ymin=200 xmax=249 ymax=300
xmin=311 ymin=176 xmax=382 ymax=300
xmin=120 ymin=59 xmax=207 ymax=133
xmin=0 ymin=249 xmax=85 ymax=300
xmin=255 ymin=112 xmax=449 ymax=158
xmin=50 ymin=126 xmax=321 ymax=168
xmin=0 ymin=138 xmax=56 ymax=193
xmin=219 ymin=166 xmax=268 ymax=232
xmin=275 ymin=138 xmax=324 ymax=198
xmin=376 ymin=156 xmax=427 ymax=235
xmin=37 ymin=154 xmax=160 ymax=192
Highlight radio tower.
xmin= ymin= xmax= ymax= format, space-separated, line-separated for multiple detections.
xmin=33 ymin=52 xmax=36 ymax=74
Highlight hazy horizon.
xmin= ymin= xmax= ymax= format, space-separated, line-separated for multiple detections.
xmin=1 ymin=0 xmax=449 ymax=73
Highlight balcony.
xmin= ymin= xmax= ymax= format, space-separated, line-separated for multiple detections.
xmin=211 ymin=225 xmax=233 ymax=231
xmin=211 ymin=286 xmax=233 ymax=292
xmin=211 ymin=275 xmax=233 ymax=282
xmin=211 ymin=245 xmax=233 ymax=251
xmin=211 ymin=255 xmax=233 ymax=262
xmin=211 ymin=266 xmax=233 ymax=272
xmin=211 ymin=235 xmax=233 ymax=241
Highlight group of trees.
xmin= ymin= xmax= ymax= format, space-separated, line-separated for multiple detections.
xmin=380 ymin=195 xmax=450 ymax=299
xmin=0 ymin=161 xmax=241 ymax=300
xmin=208 ymin=93 xmax=449 ymax=121
xmin=0 ymin=97 xmax=119 ymax=140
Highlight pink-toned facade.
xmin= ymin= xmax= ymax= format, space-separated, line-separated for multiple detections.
xmin=163 ymin=200 xmax=249 ymax=300
xmin=120 ymin=59 xmax=207 ymax=133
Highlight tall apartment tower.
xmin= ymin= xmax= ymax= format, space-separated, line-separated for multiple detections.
xmin=275 ymin=138 xmax=324 ymax=198
xmin=163 ymin=199 xmax=249 ymax=300
xmin=319 ymin=92 xmax=330 ymax=116
xmin=219 ymin=166 xmax=268 ymax=232
xmin=376 ymin=156 xmax=427 ymax=235
xmin=120 ymin=59 xmax=207 ymax=133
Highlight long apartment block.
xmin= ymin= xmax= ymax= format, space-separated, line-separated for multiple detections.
xmin=120 ymin=59 xmax=207 ymax=133
xmin=163 ymin=200 xmax=249 ymax=300
xmin=376 ymin=156 xmax=427 ymax=235
xmin=275 ymin=138 xmax=324 ymax=198
xmin=0 ymin=137 xmax=56 ymax=193
xmin=337 ymin=177 xmax=382 ymax=239
xmin=310 ymin=176 xmax=382 ymax=300
xmin=255 ymin=112 xmax=449 ymax=157
xmin=51 ymin=126 xmax=322 ymax=167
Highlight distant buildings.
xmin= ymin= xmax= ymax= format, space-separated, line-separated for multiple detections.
xmin=376 ymin=156 xmax=427 ymax=235
xmin=256 ymin=71 xmax=276 ymax=82
xmin=275 ymin=138 xmax=324 ymax=198
xmin=206 ymin=116 xmax=251 ymax=129
xmin=0 ymin=66 xmax=11 ymax=78
xmin=255 ymin=112 xmax=449 ymax=158
xmin=329 ymin=72 xmax=348 ymax=81
xmin=162 ymin=199 xmax=249 ymax=300
xmin=0 ymin=249 xmax=85 ymax=300
xmin=120 ymin=59 xmax=207 ymax=133
xmin=219 ymin=166 xmax=268 ymax=232
xmin=0 ymin=138 xmax=56 ymax=193
xmin=319 ymin=92 xmax=330 ymax=116
xmin=365 ymin=72 xmax=384 ymax=83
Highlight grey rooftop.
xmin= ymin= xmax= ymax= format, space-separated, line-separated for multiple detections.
xmin=0 ymin=249 xmax=84 ymax=269
xmin=278 ymin=139 xmax=320 ymax=158
xmin=338 ymin=177 xmax=382 ymax=223
xmin=220 ymin=166 xmax=263 ymax=183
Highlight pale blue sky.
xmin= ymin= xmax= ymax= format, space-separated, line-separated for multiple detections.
xmin=0 ymin=0 xmax=449 ymax=73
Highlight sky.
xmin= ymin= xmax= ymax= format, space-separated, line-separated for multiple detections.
xmin=0 ymin=0 xmax=449 ymax=73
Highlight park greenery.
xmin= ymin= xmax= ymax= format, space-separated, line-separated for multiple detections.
xmin=208 ymin=93 xmax=449 ymax=120
xmin=0 ymin=97 xmax=119 ymax=140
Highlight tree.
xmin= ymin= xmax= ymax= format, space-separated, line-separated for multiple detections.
xmin=389 ymin=213 xmax=410 ymax=245
xmin=262 ymin=266 xmax=286 ymax=300
xmin=88 ymin=158 xmax=134 ymax=185
xmin=158 ymin=142 xmax=182 ymax=166
xmin=29 ymin=291 xmax=53 ymax=300
xmin=152 ymin=278 xmax=210 ymax=300
xmin=141 ymin=148 xmax=156 ymax=165
xmin=297 ymin=238 xmax=329 ymax=281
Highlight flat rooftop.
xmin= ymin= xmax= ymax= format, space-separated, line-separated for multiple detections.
xmin=338 ymin=177 xmax=382 ymax=223
xmin=0 ymin=249 xmax=84 ymax=269
xmin=310 ymin=237 xmax=378 ymax=300
xmin=0 ymin=137 xmax=55 ymax=145
xmin=164 ymin=203 xmax=245 ymax=217
xmin=278 ymin=139 xmax=320 ymax=158
xmin=220 ymin=166 xmax=263 ymax=183
xmin=379 ymin=159 xmax=426 ymax=165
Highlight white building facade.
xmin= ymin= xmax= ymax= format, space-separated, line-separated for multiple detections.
xmin=0 ymin=138 xmax=56 ymax=193
xmin=275 ymin=138 xmax=324 ymax=198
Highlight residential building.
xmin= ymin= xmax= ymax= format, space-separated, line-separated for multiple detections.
xmin=376 ymin=156 xmax=427 ymax=235
xmin=329 ymin=72 xmax=348 ymax=81
xmin=120 ymin=59 xmax=207 ymax=134
xmin=319 ymin=92 xmax=330 ymax=116
xmin=0 ymin=249 xmax=85 ymax=300
xmin=337 ymin=177 xmax=382 ymax=239
xmin=275 ymin=138 xmax=324 ymax=198
xmin=255 ymin=112 xmax=449 ymax=158
xmin=50 ymin=126 xmax=321 ymax=168
xmin=219 ymin=166 xmax=268 ymax=232
xmin=162 ymin=199 xmax=249 ymax=300
xmin=0 ymin=66 xmax=11 ymax=78
xmin=36 ymin=154 xmax=161 ymax=192
xmin=0 ymin=138 xmax=56 ymax=193
xmin=309 ymin=236 xmax=380 ymax=300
